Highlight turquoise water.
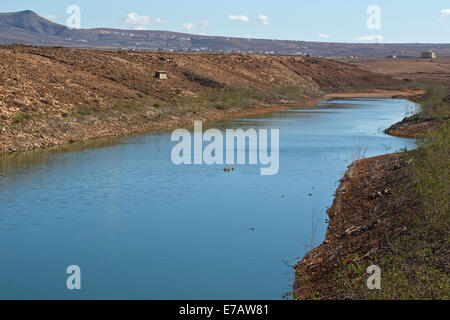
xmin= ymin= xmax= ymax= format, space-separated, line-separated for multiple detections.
xmin=0 ymin=98 xmax=417 ymax=299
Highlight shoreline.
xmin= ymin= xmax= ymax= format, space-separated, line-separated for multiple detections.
xmin=294 ymin=151 xmax=418 ymax=299
xmin=0 ymin=101 xmax=295 ymax=154
xmin=326 ymin=89 xmax=425 ymax=99
xmin=0 ymin=45 xmax=421 ymax=154
xmin=293 ymin=93 xmax=434 ymax=299
xmin=0 ymin=89 xmax=425 ymax=155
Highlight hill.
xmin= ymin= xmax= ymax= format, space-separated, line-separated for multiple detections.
xmin=0 ymin=45 xmax=412 ymax=152
xmin=1 ymin=10 xmax=450 ymax=57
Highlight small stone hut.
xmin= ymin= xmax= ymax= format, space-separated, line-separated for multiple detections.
xmin=155 ymin=70 xmax=168 ymax=79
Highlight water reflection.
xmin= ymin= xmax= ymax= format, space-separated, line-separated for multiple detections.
xmin=0 ymin=98 xmax=417 ymax=299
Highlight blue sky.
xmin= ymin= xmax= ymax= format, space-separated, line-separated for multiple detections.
xmin=2 ymin=0 xmax=450 ymax=43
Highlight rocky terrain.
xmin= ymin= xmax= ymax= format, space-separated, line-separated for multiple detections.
xmin=0 ymin=45 xmax=407 ymax=153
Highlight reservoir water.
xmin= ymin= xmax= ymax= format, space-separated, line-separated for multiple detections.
xmin=0 ymin=98 xmax=417 ymax=299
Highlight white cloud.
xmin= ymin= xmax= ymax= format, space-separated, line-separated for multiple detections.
xmin=44 ymin=14 xmax=62 ymax=21
xmin=441 ymin=9 xmax=450 ymax=18
xmin=154 ymin=18 xmax=165 ymax=24
xmin=199 ymin=20 xmax=210 ymax=35
xmin=228 ymin=14 xmax=250 ymax=22
xmin=316 ymin=33 xmax=330 ymax=39
xmin=180 ymin=22 xmax=196 ymax=30
xmin=200 ymin=20 xmax=210 ymax=28
xmin=355 ymin=34 xmax=385 ymax=42
xmin=122 ymin=13 xmax=152 ymax=30
xmin=180 ymin=20 xmax=210 ymax=32
xmin=257 ymin=14 xmax=269 ymax=25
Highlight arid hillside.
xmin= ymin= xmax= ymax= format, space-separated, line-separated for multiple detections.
xmin=341 ymin=57 xmax=450 ymax=85
xmin=0 ymin=45 xmax=408 ymax=152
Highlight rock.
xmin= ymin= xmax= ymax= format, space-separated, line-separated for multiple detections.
xmin=369 ymin=192 xmax=378 ymax=200
xmin=344 ymin=226 xmax=361 ymax=236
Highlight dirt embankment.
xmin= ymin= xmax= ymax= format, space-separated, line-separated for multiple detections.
xmin=0 ymin=45 xmax=411 ymax=153
xmin=294 ymin=74 xmax=448 ymax=299
xmin=294 ymin=153 xmax=419 ymax=299
xmin=385 ymin=93 xmax=450 ymax=138
xmin=326 ymin=89 xmax=425 ymax=99
xmin=384 ymin=115 xmax=449 ymax=138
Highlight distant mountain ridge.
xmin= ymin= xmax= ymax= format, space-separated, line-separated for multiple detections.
xmin=1 ymin=10 xmax=450 ymax=57
xmin=0 ymin=10 xmax=68 ymax=35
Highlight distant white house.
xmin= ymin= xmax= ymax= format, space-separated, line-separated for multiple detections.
xmin=421 ymin=51 xmax=436 ymax=59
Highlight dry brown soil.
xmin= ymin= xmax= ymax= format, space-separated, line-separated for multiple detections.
xmin=0 ymin=45 xmax=410 ymax=152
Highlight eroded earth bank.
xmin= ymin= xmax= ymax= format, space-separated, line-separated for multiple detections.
xmin=295 ymin=88 xmax=449 ymax=300
xmin=0 ymin=45 xmax=418 ymax=153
